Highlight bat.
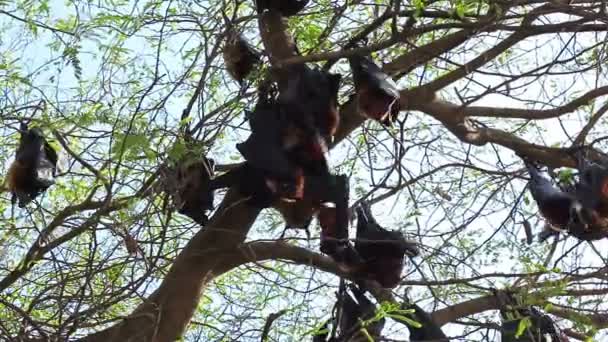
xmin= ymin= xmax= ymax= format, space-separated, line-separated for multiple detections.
xmin=349 ymin=52 xmax=400 ymax=125
xmin=338 ymin=285 xmax=385 ymax=340
xmin=175 ymin=156 xmax=215 ymax=225
xmin=279 ymin=64 xmax=342 ymax=143
xmin=354 ymin=203 xmax=419 ymax=288
xmin=275 ymin=172 xmax=334 ymax=233
xmin=501 ymin=307 xmax=569 ymax=342
xmin=573 ymin=152 xmax=608 ymax=216
xmin=6 ymin=123 xmax=58 ymax=208
xmin=525 ymin=162 xmax=588 ymax=230
xmin=319 ymin=175 xmax=352 ymax=260
xmin=223 ymin=30 xmax=261 ymax=85
xmin=498 ymin=291 xmax=569 ymax=342
xmin=205 ymin=162 xmax=303 ymax=209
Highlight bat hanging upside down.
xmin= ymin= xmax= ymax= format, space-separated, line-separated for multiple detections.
xmin=6 ymin=123 xmax=58 ymax=208
xmin=174 ymin=156 xmax=215 ymax=225
xmin=349 ymin=52 xmax=400 ymax=125
xmin=353 ymin=202 xmax=419 ymax=288
xmin=223 ymin=30 xmax=261 ymax=86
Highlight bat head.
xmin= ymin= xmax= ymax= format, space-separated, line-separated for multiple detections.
xmin=265 ymin=167 xmax=304 ymax=201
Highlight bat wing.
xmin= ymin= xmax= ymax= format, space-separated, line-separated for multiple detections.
xmin=350 ymin=56 xmax=399 ymax=98
xmin=333 ymin=175 xmax=349 ymax=241
xmin=525 ymin=162 xmax=576 ymax=227
xmin=279 ymin=65 xmax=341 ymax=138
xmin=236 ymin=134 xmax=294 ymax=177
xmin=339 ymin=291 xmax=360 ymax=335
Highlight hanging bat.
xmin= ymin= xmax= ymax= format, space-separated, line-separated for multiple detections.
xmin=573 ymin=152 xmax=608 ymax=217
xmin=338 ymin=284 xmax=385 ymax=340
xmin=525 ymin=161 xmax=589 ymax=231
xmin=6 ymin=123 xmax=58 ymax=208
xmin=318 ymin=175 xmax=353 ymax=260
xmin=205 ymin=162 xmax=303 ymax=209
xmin=235 ymin=101 xmax=306 ymax=203
xmin=349 ymin=52 xmax=400 ymax=125
xmin=223 ymin=30 xmax=261 ymax=86
xmin=275 ymin=172 xmax=334 ymax=235
xmin=497 ymin=290 xmax=569 ymax=342
xmin=256 ymin=0 xmax=310 ymax=17
xmin=174 ymin=156 xmax=215 ymax=225
xmin=279 ymin=64 xmax=342 ymax=143
xmin=354 ymin=203 xmax=419 ymax=288
xmin=402 ymin=303 xmax=448 ymax=342
xmin=501 ymin=306 xmax=569 ymax=342
xmin=241 ymin=89 xmax=330 ymax=178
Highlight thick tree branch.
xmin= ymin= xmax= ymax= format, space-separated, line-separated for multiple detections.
xmin=384 ymin=29 xmax=475 ymax=77
xmin=406 ymin=98 xmax=605 ymax=168
xmin=464 ymin=87 xmax=608 ymax=120
xmin=81 ymin=190 xmax=262 ymax=342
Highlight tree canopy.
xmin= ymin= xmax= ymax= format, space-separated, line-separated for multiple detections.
xmin=1 ymin=0 xmax=608 ymax=341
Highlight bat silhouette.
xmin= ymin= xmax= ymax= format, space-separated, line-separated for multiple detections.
xmin=174 ymin=157 xmax=215 ymax=225
xmin=525 ymin=162 xmax=588 ymax=231
xmin=338 ymin=285 xmax=385 ymax=341
xmin=6 ymin=123 xmax=58 ymax=208
xmin=501 ymin=306 xmax=569 ymax=342
xmin=354 ymin=203 xmax=419 ymax=288
xmin=318 ymin=175 xmax=353 ymax=261
xmin=223 ymin=31 xmax=261 ymax=85
xmin=279 ymin=64 xmax=342 ymax=142
xmin=349 ymin=52 xmax=400 ymax=125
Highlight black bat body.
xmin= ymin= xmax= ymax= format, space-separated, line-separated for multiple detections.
xmin=339 ymin=285 xmax=385 ymax=340
xmin=354 ymin=203 xmax=418 ymax=288
xmin=175 ymin=157 xmax=215 ymax=225
xmin=574 ymin=153 xmax=608 ymax=218
xmin=276 ymin=171 xmax=335 ymax=230
xmin=232 ymin=100 xmax=311 ymax=206
xmin=256 ymin=0 xmax=309 ymax=17
xmin=525 ymin=162 xmax=583 ymax=229
xmin=206 ymin=162 xmax=303 ymax=209
xmin=7 ymin=124 xmax=58 ymax=208
xmin=501 ymin=307 xmax=568 ymax=342
xmin=318 ymin=175 xmax=353 ymax=261
xmin=279 ymin=64 xmax=341 ymax=142
xmin=241 ymin=94 xmax=330 ymax=179
xmin=223 ymin=32 xmax=261 ymax=85
xmin=404 ymin=304 xmax=447 ymax=342
xmin=349 ymin=55 xmax=400 ymax=125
